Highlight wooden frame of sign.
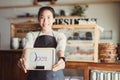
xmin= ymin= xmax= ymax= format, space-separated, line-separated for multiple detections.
xmin=24 ymin=48 xmax=55 ymax=70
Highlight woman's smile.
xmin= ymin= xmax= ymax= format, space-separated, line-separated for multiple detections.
xmin=39 ymin=10 xmax=55 ymax=31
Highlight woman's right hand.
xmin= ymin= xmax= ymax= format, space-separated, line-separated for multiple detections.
xmin=17 ymin=58 xmax=27 ymax=73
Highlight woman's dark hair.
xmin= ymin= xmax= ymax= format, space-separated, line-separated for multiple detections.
xmin=38 ymin=6 xmax=55 ymax=20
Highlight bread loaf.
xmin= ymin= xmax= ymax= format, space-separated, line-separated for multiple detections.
xmin=99 ymin=43 xmax=117 ymax=63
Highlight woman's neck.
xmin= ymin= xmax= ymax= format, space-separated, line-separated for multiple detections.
xmin=41 ymin=28 xmax=52 ymax=34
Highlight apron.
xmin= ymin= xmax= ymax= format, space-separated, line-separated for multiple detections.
xmin=27 ymin=32 xmax=65 ymax=80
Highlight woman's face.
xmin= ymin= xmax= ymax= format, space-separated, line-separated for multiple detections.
xmin=39 ymin=10 xmax=55 ymax=31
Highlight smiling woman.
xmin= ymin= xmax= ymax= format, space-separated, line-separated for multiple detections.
xmin=18 ymin=6 xmax=67 ymax=80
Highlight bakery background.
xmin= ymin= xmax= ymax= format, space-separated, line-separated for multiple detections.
xmin=0 ymin=0 xmax=120 ymax=80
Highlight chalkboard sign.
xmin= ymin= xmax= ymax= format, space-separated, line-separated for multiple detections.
xmin=24 ymin=48 xmax=55 ymax=70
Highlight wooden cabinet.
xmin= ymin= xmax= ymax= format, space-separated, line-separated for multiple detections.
xmin=66 ymin=61 xmax=120 ymax=80
xmin=0 ymin=50 xmax=27 ymax=80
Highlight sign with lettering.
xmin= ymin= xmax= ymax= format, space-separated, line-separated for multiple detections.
xmin=54 ymin=18 xmax=97 ymax=25
xmin=24 ymin=48 xmax=55 ymax=70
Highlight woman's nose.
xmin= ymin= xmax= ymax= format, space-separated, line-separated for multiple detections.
xmin=44 ymin=18 xmax=48 ymax=23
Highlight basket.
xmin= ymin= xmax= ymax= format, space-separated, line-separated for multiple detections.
xmin=99 ymin=43 xmax=117 ymax=63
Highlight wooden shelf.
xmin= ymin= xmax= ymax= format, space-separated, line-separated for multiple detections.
xmin=67 ymin=42 xmax=94 ymax=46
xmin=7 ymin=16 xmax=37 ymax=20
xmin=51 ymin=1 xmax=120 ymax=6
xmin=52 ymin=24 xmax=97 ymax=29
xmin=0 ymin=5 xmax=40 ymax=9
xmin=0 ymin=1 xmax=120 ymax=9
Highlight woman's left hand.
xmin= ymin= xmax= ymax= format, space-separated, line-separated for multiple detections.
xmin=52 ymin=58 xmax=65 ymax=71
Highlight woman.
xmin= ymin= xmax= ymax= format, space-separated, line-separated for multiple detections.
xmin=18 ymin=6 xmax=67 ymax=80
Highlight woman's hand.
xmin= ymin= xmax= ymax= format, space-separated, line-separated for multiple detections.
xmin=17 ymin=58 xmax=27 ymax=73
xmin=52 ymin=58 xmax=65 ymax=71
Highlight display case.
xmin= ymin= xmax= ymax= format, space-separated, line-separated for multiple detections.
xmin=53 ymin=24 xmax=99 ymax=62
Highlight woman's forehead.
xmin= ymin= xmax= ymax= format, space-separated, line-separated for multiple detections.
xmin=41 ymin=10 xmax=53 ymax=14
xmin=40 ymin=10 xmax=53 ymax=17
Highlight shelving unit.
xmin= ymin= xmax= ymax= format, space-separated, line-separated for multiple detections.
xmin=53 ymin=24 xmax=99 ymax=62
xmin=0 ymin=0 xmax=119 ymax=9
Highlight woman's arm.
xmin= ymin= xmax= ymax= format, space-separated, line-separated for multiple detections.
xmin=18 ymin=49 xmax=27 ymax=73
xmin=18 ymin=32 xmax=34 ymax=73
xmin=52 ymin=50 xmax=66 ymax=71
xmin=52 ymin=32 xmax=67 ymax=71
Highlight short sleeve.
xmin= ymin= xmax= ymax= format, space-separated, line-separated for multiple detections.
xmin=24 ymin=32 xmax=34 ymax=48
xmin=56 ymin=32 xmax=67 ymax=52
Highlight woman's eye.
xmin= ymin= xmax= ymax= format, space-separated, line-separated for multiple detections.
xmin=40 ymin=17 xmax=43 ymax=19
xmin=47 ymin=17 xmax=50 ymax=19
xmin=40 ymin=16 xmax=44 ymax=19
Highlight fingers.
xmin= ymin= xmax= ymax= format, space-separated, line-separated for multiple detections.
xmin=17 ymin=58 xmax=27 ymax=73
xmin=17 ymin=59 xmax=21 ymax=68
xmin=52 ymin=59 xmax=65 ymax=71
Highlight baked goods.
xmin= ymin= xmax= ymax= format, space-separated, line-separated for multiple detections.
xmin=99 ymin=43 xmax=117 ymax=63
xmin=99 ymin=43 xmax=115 ymax=50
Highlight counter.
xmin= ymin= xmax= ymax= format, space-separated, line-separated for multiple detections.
xmin=0 ymin=49 xmax=27 ymax=80
xmin=0 ymin=49 xmax=120 ymax=80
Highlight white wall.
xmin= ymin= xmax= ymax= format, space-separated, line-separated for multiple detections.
xmin=0 ymin=1 xmax=120 ymax=49
xmin=85 ymin=3 xmax=120 ymax=44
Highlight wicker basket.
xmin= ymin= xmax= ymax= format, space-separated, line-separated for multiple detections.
xmin=99 ymin=43 xmax=115 ymax=50
xmin=99 ymin=43 xmax=117 ymax=63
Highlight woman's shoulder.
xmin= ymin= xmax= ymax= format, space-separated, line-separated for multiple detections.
xmin=26 ymin=31 xmax=39 ymax=38
xmin=27 ymin=31 xmax=39 ymax=35
xmin=53 ymin=30 xmax=66 ymax=38
xmin=53 ymin=30 xmax=64 ymax=35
